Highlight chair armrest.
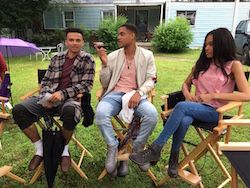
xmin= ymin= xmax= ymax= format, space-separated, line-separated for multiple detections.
xmin=216 ymin=101 xmax=243 ymax=113
xmin=20 ymin=87 xmax=40 ymax=101
xmin=0 ymin=96 xmax=10 ymax=119
xmin=0 ymin=96 xmax=9 ymax=102
xmin=150 ymin=88 xmax=155 ymax=97
xmin=219 ymin=119 xmax=250 ymax=127
xmin=77 ymin=94 xmax=83 ymax=99
xmin=148 ymin=88 xmax=155 ymax=104
xmin=96 ymin=88 xmax=104 ymax=101
xmin=213 ymin=101 xmax=245 ymax=136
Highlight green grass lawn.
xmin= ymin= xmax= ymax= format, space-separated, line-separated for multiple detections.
xmin=0 ymin=50 xmax=249 ymax=188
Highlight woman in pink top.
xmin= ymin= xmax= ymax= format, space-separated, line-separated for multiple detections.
xmin=130 ymin=28 xmax=250 ymax=178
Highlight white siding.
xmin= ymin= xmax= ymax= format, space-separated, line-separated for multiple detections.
xmin=169 ymin=2 xmax=250 ymax=47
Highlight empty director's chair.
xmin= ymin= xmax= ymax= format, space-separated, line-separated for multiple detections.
xmin=0 ymin=96 xmax=26 ymax=184
xmin=217 ymin=119 xmax=250 ymax=188
xmin=158 ymin=72 xmax=249 ymax=187
xmin=20 ymin=69 xmax=93 ymax=184
xmin=96 ymin=88 xmax=157 ymax=185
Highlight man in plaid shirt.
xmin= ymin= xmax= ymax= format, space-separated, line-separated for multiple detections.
xmin=12 ymin=28 xmax=95 ymax=173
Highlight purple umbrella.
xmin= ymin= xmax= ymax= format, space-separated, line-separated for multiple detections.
xmin=0 ymin=37 xmax=41 ymax=70
xmin=0 ymin=38 xmax=41 ymax=105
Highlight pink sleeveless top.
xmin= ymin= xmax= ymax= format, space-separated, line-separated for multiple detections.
xmin=192 ymin=61 xmax=235 ymax=108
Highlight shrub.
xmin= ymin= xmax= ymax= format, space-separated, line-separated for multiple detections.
xmin=79 ymin=24 xmax=90 ymax=42
xmin=152 ymin=17 xmax=193 ymax=52
xmin=96 ymin=15 xmax=127 ymax=51
xmin=33 ymin=31 xmax=51 ymax=46
xmin=33 ymin=29 xmax=65 ymax=46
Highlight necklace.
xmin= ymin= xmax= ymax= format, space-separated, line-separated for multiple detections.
xmin=125 ymin=56 xmax=134 ymax=69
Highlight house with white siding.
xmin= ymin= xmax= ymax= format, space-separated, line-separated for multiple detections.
xmin=43 ymin=0 xmax=250 ymax=47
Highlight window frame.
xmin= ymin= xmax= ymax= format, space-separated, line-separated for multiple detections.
xmin=62 ymin=10 xmax=75 ymax=28
xmin=176 ymin=10 xmax=196 ymax=26
xmin=101 ymin=10 xmax=115 ymax=22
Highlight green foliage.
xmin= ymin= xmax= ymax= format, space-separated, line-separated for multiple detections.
xmin=33 ymin=29 xmax=65 ymax=47
xmin=96 ymin=15 xmax=127 ymax=51
xmin=79 ymin=25 xmax=91 ymax=42
xmin=152 ymin=17 xmax=193 ymax=53
xmin=0 ymin=0 xmax=49 ymax=30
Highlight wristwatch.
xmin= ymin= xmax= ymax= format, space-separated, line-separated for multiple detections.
xmin=137 ymin=90 xmax=144 ymax=97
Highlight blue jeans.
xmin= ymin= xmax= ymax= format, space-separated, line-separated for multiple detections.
xmin=155 ymin=101 xmax=219 ymax=152
xmin=95 ymin=92 xmax=158 ymax=150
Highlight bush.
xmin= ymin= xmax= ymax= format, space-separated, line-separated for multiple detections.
xmin=33 ymin=29 xmax=65 ymax=46
xmin=96 ymin=15 xmax=127 ymax=51
xmin=152 ymin=17 xmax=193 ymax=53
xmin=79 ymin=25 xmax=90 ymax=42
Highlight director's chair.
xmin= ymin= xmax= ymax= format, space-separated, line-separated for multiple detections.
xmin=0 ymin=96 xmax=26 ymax=184
xmin=217 ymin=119 xmax=250 ymax=188
xmin=158 ymin=71 xmax=249 ymax=187
xmin=96 ymin=88 xmax=157 ymax=185
xmin=20 ymin=69 xmax=93 ymax=184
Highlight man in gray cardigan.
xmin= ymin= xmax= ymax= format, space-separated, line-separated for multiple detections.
xmin=95 ymin=23 xmax=158 ymax=178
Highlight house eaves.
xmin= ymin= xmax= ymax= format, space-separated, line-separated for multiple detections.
xmin=49 ymin=0 xmax=114 ymax=4
xmin=113 ymin=0 xmax=166 ymax=6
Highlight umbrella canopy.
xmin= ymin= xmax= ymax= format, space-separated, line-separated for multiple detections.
xmin=0 ymin=38 xmax=41 ymax=105
xmin=43 ymin=128 xmax=65 ymax=188
xmin=0 ymin=37 xmax=41 ymax=57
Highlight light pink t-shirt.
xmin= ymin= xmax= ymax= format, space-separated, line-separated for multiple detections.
xmin=113 ymin=58 xmax=138 ymax=93
xmin=192 ymin=61 xmax=235 ymax=108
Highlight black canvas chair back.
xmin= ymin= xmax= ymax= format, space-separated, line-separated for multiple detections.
xmin=38 ymin=69 xmax=47 ymax=84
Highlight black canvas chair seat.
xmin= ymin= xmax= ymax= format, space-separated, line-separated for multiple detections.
xmin=192 ymin=115 xmax=232 ymax=132
xmin=223 ymin=151 xmax=250 ymax=188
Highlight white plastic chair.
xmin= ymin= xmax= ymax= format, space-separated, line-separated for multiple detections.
xmin=51 ymin=43 xmax=64 ymax=57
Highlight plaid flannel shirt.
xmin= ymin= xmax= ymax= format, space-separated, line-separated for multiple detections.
xmin=40 ymin=50 xmax=95 ymax=127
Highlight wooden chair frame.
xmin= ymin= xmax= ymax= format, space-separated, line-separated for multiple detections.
xmin=158 ymin=94 xmax=245 ymax=188
xmin=0 ymin=96 xmax=26 ymax=184
xmin=217 ymin=119 xmax=250 ymax=188
xmin=96 ymin=88 xmax=157 ymax=185
xmin=20 ymin=70 xmax=93 ymax=184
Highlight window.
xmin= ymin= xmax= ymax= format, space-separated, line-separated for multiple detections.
xmin=101 ymin=10 xmax=115 ymax=22
xmin=63 ymin=11 xmax=75 ymax=28
xmin=177 ymin=11 xmax=196 ymax=26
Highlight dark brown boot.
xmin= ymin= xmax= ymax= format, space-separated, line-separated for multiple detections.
xmin=129 ymin=143 xmax=163 ymax=166
xmin=168 ymin=151 xmax=179 ymax=178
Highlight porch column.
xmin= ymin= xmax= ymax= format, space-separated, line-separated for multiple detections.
xmin=160 ymin=3 xmax=163 ymax=24
xmin=115 ymin=5 xmax=117 ymax=22
xmin=231 ymin=0 xmax=239 ymax=38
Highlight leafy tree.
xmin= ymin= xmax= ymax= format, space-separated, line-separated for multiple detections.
xmin=152 ymin=17 xmax=193 ymax=52
xmin=0 ymin=0 xmax=49 ymax=31
xmin=96 ymin=15 xmax=127 ymax=52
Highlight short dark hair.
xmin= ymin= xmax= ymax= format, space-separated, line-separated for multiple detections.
xmin=120 ymin=23 xmax=138 ymax=37
xmin=65 ymin=28 xmax=84 ymax=38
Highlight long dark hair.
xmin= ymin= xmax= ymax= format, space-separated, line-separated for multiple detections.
xmin=193 ymin=28 xmax=237 ymax=79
